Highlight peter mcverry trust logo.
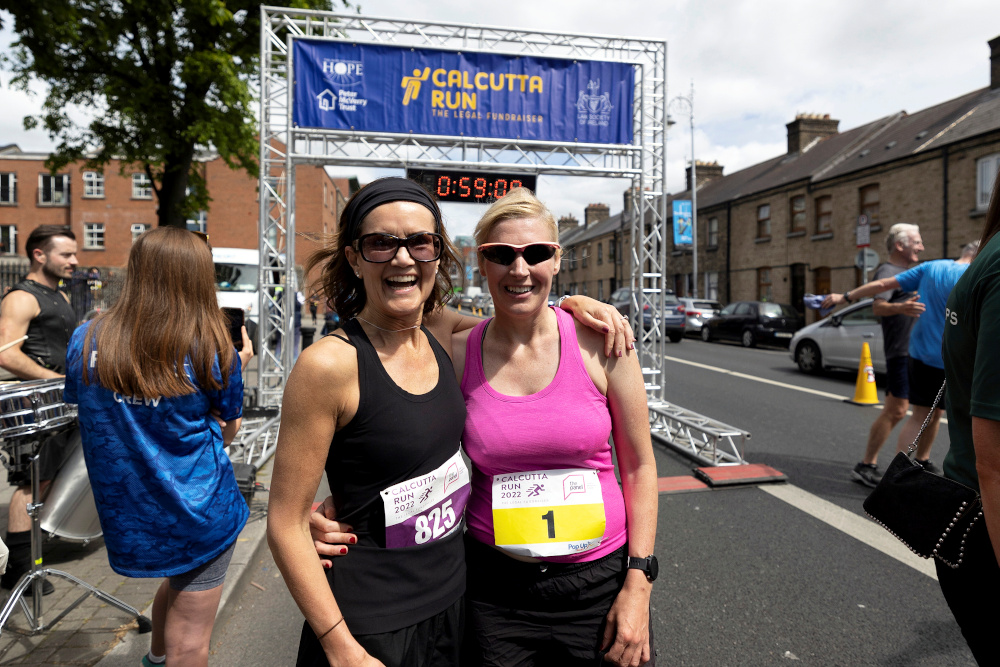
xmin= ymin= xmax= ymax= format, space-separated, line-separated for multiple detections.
xmin=315 ymin=58 xmax=369 ymax=112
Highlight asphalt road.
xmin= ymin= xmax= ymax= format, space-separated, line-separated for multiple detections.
xmin=210 ymin=337 xmax=975 ymax=666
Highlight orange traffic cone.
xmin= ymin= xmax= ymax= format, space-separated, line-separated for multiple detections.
xmin=846 ymin=342 xmax=880 ymax=405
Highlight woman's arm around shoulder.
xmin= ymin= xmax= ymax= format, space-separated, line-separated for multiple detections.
xmin=267 ymin=335 xmax=383 ymax=667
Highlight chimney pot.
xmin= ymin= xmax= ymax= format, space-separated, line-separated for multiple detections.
xmin=990 ymin=35 xmax=1000 ymax=90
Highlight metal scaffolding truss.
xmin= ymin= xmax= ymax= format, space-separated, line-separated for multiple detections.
xmin=257 ymin=6 xmax=672 ymax=407
xmin=648 ymin=401 xmax=750 ymax=466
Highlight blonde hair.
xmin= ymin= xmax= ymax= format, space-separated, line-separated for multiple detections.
xmin=473 ymin=188 xmax=559 ymax=246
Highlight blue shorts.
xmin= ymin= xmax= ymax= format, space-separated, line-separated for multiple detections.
xmin=884 ymin=356 xmax=909 ymax=400
xmin=168 ymin=540 xmax=236 ymax=592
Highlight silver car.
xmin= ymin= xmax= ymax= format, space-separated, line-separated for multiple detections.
xmin=678 ymin=298 xmax=721 ymax=335
xmin=788 ymin=299 xmax=886 ymax=374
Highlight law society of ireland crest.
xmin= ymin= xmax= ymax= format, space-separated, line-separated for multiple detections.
xmin=576 ymin=80 xmax=613 ymax=128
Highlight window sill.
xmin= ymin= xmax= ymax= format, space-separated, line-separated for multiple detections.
xmin=870 ymin=224 xmax=882 ymax=232
xmin=131 ymin=196 xmax=153 ymax=201
xmin=811 ymin=232 xmax=834 ymax=241
xmin=970 ymin=209 xmax=987 ymax=219
xmin=0 ymin=202 xmax=17 ymax=207
xmin=754 ymin=236 xmax=771 ymax=244
xmin=82 ymin=195 xmax=106 ymax=200
xmin=37 ymin=203 xmax=70 ymax=208
xmin=706 ymin=245 xmax=719 ymax=252
xmin=786 ymin=230 xmax=806 ymax=238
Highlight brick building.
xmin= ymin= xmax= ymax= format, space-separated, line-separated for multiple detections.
xmin=0 ymin=145 xmax=354 ymax=274
xmin=663 ymin=36 xmax=1000 ymax=319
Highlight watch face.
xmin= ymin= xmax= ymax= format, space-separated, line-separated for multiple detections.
xmin=648 ymin=555 xmax=659 ymax=581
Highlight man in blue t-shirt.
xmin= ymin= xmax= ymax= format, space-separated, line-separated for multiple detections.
xmin=832 ymin=241 xmax=979 ymax=471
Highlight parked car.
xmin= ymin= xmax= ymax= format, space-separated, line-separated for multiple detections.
xmin=700 ymin=301 xmax=803 ymax=348
xmin=678 ymin=297 xmax=722 ymax=335
xmin=788 ymin=299 xmax=886 ymax=374
xmin=607 ymin=287 xmax=685 ymax=342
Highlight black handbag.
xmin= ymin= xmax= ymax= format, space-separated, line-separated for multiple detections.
xmin=862 ymin=381 xmax=983 ymax=569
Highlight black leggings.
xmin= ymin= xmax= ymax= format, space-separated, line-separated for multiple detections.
xmin=935 ymin=520 xmax=1000 ymax=665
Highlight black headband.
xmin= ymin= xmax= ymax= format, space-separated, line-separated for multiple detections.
xmin=342 ymin=177 xmax=442 ymax=241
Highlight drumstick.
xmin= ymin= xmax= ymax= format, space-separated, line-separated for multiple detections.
xmin=0 ymin=335 xmax=28 ymax=354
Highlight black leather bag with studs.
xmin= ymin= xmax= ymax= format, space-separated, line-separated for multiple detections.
xmin=862 ymin=381 xmax=983 ymax=569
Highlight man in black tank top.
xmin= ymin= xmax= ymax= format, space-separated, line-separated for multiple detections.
xmin=0 ymin=225 xmax=79 ymax=594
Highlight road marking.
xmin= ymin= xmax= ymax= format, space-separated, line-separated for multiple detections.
xmin=760 ymin=483 xmax=937 ymax=579
xmin=662 ymin=354 xmax=947 ymax=423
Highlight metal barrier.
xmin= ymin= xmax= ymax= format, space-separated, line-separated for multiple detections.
xmin=648 ymin=400 xmax=750 ymax=466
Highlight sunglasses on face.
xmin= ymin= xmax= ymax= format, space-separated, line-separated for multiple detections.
xmin=477 ymin=242 xmax=561 ymax=266
xmin=355 ymin=232 xmax=444 ymax=263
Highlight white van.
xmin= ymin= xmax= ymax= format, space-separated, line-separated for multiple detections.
xmin=213 ymin=247 xmax=260 ymax=325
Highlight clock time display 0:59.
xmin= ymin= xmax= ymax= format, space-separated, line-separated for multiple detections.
xmin=407 ymin=169 xmax=537 ymax=203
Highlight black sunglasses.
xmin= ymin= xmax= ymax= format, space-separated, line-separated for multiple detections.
xmin=477 ymin=242 xmax=561 ymax=266
xmin=355 ymin=232 xmax=444 ymax=263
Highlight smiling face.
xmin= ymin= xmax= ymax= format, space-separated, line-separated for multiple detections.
xmin=479 ymin=216 xmax=560 ymax=318
xmin=345 ymin=201 xmax=440 ymax=322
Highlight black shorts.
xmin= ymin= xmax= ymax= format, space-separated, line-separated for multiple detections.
xmin=464 ymin=536 xmax=655 ymax=667
xmin=908 ymin=357 xmax=947 ymax=408
xmin=6 ymin=426 xmax=77 ymax=487
xmin=884 ymin=356 xmax=909 ymax=400
xmin=296 ymin=595 xmax=464 ymax=667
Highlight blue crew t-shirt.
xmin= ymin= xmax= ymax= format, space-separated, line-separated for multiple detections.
xmin=63 ymin=324 xmax=248 ymax=578
xmin=895 ymin=259 xmax=971 ymax=369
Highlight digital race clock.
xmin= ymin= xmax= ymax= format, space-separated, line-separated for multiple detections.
xmin=407 ymin=169 xmax=537 ymax=203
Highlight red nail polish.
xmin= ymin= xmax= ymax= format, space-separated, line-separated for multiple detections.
xmin=350 ymin=536 xmax=357 ymax=544
xmin=340 ymin=547 xmax=347 ymax=554
xmin=603 ymin=326 xmax=610 ymax=333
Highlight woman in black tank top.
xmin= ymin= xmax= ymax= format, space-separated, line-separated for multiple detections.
xmin=269 ymin=178 xmax=635 ymax=667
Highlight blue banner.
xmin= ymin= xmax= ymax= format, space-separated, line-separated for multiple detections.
xmin=672 ymin=200 xmax=692 ymax=245
xmin=293 ymin=39 xmax=634 ymax=145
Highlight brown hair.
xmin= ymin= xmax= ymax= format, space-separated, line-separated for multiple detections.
xmin=473 ymin=188 xmax=559 ymax=246
xmin=25 ymin=225 xmax=75 ymax=260
xmin=306 ymin=180 xmax=461 ymax=320
xmin=980 ymin=170 xmax=1000 ymax=248
xmin=83 ymin=227 xmax=234 ymax=398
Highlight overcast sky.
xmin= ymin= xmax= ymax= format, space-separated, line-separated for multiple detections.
xmin=3 ymin=1 xmax=1000 ymax=237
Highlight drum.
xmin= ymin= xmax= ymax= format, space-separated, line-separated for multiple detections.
xmin=40 ymin=428 xmax=103 ymax=542
xmin=0 ymin=379 xmax=76 ymax=474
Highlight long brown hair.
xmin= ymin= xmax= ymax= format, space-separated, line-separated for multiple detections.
xmin=83 ymin=227 xmax=234 ymax=398
xmin=980 ymin=169 xmax=1000 ymax=248
xmin=306 ymin=179 xmax=461 ymax=320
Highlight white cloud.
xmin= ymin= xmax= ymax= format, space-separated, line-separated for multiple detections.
xmin=6 ymin=1 xmax=1000 ymax=230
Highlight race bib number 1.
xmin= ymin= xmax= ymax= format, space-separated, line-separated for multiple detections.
xmin=381 ymin=449 xmax=470 ymax=549
xmin=492 ymin=468 xmax=605 ymax=558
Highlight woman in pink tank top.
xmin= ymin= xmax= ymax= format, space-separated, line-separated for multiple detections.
xmin=455 ymin=189 xmax=658 ymax=667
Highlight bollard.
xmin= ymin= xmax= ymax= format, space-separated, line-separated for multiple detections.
xmin=301 ymin=326 xmax=316 ymax=350
xmin=846 ymin=342 xmax=880 ymax=405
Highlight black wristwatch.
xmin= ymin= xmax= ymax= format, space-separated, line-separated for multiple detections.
xmin=844 ymin=290 xmax=855 ymax=304
xmin=627 ymin=555 xmax=658 ymax=582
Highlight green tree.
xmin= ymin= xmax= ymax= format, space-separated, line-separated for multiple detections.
xmin=0 ymin=0 xmax=345 ymax=227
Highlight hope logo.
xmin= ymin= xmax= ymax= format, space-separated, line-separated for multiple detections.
xmin=322 ymin=59 xmax=364 ymax=85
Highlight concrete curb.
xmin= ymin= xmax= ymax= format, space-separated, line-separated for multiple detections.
xmin=94 ymin=470 xmax=272 ymax=666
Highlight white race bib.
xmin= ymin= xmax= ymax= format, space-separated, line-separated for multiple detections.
xmin=381 ymin=449 xmax=470 ymax=549
xmin=491 ymin=468 xmax=605 ymax=558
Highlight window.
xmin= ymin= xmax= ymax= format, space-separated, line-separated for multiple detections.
xmin=597 ymin=280 xmax=604 ymax=301
xmin=859 ymin=184 xmax=879 ymax=226
xmin=186 ymin=211 xmax=207 ymax=233
xmin=608 ymin=239 xmax=615 ymax=263
xmin=705 ymin=271 xmax=719 ymax=300
xmin=0 ymin=225 xmax=16 ymax=254
xmin=977 ymin=153 xmax=1000 ymax=210
xmin=814 ymin=267 xmax=831 ymax=295
xmin=0 ymin=173 xmax=16 ymax=204
xmin=840 ymin=304 xmax=878 ymax=325
xmin=83 ymin=171 xmax=105 ymax=198
xmin=756 ymin=204 xmax=771 ymax=239
xmin=84 ymin=223 xmax=105 ymax=250
xmin=708 ymin=217 xmax=719 ymax=247
xmin=815 ymin=196 xmax=833 ymax=234
xmin=582 ymin=282 xmax=588 ymax=296
xmin=582 ymin=246 xmax=589 ymax=268
xmin=132 ymin=173 xmax=153 ymax=199
xmin=789 ymin=195 xmax=806 ymax=232
xmin=757 ymin=267 xmax=773 ymax=301
xmin=616 ymin=238 xmax=623 ymax=264
xmin=38 ymin=173 xmax=69 ymax=205
xmin=130 ymin=224 xmax=152 ymax=242
xmin=597 ymin=242 xmax=603 ymax=265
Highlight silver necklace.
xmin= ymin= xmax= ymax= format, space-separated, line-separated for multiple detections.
xmin=356 ymin=316 xmax=421 ymax=333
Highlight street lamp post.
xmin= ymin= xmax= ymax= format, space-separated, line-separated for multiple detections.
xmin=670 ymin=82 xmax=698 ymax=298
